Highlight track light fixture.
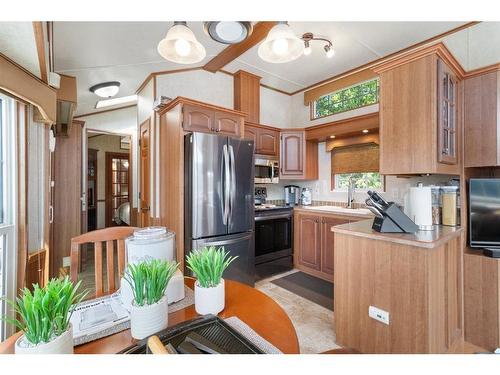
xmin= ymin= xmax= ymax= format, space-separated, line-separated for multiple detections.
xmin=301 ymin=32 xmax=334 ymax=58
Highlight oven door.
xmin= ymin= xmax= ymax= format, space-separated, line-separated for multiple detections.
xmin=254 ymin=214 xmax=292 ymax=264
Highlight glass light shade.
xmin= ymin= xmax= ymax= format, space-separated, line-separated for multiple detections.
xmin=325 ymin=45 xmax=335 ymax=58
xmin=303 ymin=45 xmax=312 ymax=56
xmin=258 ymin=23 xmax=304 ymax=63
xmin=158 ymin=23 xmax=206 ymax=64
xmin=94 ymin=85 xmax=120 ymax=98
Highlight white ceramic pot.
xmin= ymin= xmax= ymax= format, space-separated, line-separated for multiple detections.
xmin=194 ymin=279 xmax=225 ymax=315
xmin=130 ymin=295 xmax=168 ymax=340
xmin=15 ymin=324 xmax=74 ymax=354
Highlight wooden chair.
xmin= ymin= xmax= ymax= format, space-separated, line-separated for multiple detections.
xmin=70 ymin=227 xmax=137 ymax=297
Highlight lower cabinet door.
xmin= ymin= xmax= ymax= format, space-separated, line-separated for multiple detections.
xmin=321 ymin=216 xmax=349 ymax=277
xmin=297 ymin=214 xmax=321 ymax=270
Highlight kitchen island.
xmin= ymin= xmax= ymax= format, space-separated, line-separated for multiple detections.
xmin=332 ymin=220 xmax=464 ymax=353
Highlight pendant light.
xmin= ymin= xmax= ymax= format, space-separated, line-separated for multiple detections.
xmin=258 ymin=22 xmax=304 ymax=63
xmin=157 ymin=22 xmax=206 ymax=64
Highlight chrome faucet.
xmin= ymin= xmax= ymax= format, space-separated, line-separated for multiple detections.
xmin=347 ymin=176 xmax=356 ymax=208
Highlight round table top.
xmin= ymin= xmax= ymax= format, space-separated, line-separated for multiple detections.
xmin=0 ymin=278 xmax=299 ymax=354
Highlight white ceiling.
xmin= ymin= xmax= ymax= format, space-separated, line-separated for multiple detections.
xmin=0 ymin=22 xmax=40 ymax=78
xmin=51 ymin=21 xmax=500 ymax=116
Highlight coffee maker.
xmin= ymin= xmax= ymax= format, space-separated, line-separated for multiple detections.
xmin=284 ymin=185 xmax=301 ymax=206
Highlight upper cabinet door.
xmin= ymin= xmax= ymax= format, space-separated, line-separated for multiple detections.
xmin=258 ymin=128 xmax=279 ymax=156
xmin=437 ymin=59 xmax=459 ymax=165
xmin=215 ymin=112 xmax=242 ymax=137
xmin=183 ymin=105 xmax=215 ymax=133
xmin=280 ymin=131 xmax=304 ymax=177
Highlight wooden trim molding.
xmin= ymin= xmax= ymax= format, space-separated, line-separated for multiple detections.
xmin=371 ymin=42 xmax=466 ymax=78
xmin=203 ymin=22 xmax=277 ymax=73
xmin=74 ymin=104 xmax=137 ymax=119
xmin=32 ymin=22 xmax=48 ymax=83
xmin=0 ymin=52 xmax=56 ymax=124
xmin=157 ymin=96 xmax=247 ymax=117
xmin=464 ymin=62 xmax=500 ymax=79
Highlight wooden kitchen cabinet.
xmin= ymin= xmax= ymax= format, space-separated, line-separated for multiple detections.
xmin=244 ymin=122 xmax=279 ymax=156
xmin=296 ymin=214 xmax=321 ymax=271
xmin=464 ymin=69 xmax=500 ymax=167
xmin=182 ymin=101 xmax=244 ymax=137
xmin=373 ymin=44 xmax=463 ymax=175
xmin=294 ymin=210 xmax=357 ymax=282
xmin=280 ymin=130 xmax=318 ymax=180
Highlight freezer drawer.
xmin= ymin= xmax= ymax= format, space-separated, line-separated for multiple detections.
xmin=187 ymin=232 xmax=255 ymax=287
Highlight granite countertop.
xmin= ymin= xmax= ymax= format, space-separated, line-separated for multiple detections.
xmin=331 ymin=219 xmax=463 ymax=249
xmin=293 ymin=205 xmax=374 ymax=219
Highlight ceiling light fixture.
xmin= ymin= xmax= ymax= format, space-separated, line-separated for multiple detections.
xmin=258 ymin=22 xmax=304 ymax=63
xmin=89 ymin=81 xmax=120 ymax=98
xmin=204 ymin=21 xmax=253 ymax=44
xmin=301 ymin=32 xmax=334 ymax=58
xmin=95 ymin=94 xmax=138 ymax=109
xmin=157 ymin=22 xmax=206 ymax=64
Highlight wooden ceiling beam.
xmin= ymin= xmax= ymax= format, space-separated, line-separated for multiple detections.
xmin=32 ymin=21 xmax=48 ymax=83
xmin=203 ymin=22 xmax=277 ymax=73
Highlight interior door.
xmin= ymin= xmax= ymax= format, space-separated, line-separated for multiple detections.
xmin=105 ymin=152 xmax=129 ymax=227
xmin=139 ymin=120 xmax=150 ymax=227
xmin=228 ymin=137 xmax=254 ymax=235
xmin=187 ymin=133 xmax=226 ymax=239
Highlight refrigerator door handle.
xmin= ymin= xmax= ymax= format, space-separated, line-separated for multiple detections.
xmin=229 ymin=144 xmax=236 ymax=223
xmin=223 ymin=143 xmax=230 ymax=225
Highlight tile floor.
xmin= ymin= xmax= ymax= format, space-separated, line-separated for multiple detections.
xmin=255 ymin=269 xmax=340 ymax=354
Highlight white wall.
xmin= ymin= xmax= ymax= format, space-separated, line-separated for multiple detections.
xmin=156 ymin=70 xmax=233 ymax=108
xmin=78 ymin=106 xmax=138 ymax=209
xmin=137 ymin=78 xmax=154 ymax=126
xmin=260 ymin=87 xmax=292 ymax=128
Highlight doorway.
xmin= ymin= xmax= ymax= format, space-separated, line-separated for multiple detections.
xmin=105 ymin=152 xmax=130 ymax=227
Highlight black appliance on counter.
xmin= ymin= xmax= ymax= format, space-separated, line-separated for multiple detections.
xmin=365 ymin=190 xmax=418 ymax=233
xmin=469 ymin=178 xmax=500 ymax=258
xmin=254 ymin=204 xmax=293 ymax=281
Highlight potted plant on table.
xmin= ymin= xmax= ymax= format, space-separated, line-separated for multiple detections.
xmin=186 ymin=246 xmax=238 ymax=316
xmin=124 ymin=259 xmax=178 ymax=340
xmin=2 ymin=276 xmax=86 ymax=354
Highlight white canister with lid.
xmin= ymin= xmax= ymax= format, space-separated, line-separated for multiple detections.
xmin=120 ymin=226 xmax=184 ymax=309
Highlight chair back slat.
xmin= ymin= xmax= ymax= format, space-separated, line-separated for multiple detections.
xmin=70 ymin=227 xmax=137 ymax=298
xmin=117 ymin=240 xmax=126 ymax=279
xmin=106 ymin=240 xmax=116 ymax=292
xmin=94 ymin=242 xmax=104 ymax=297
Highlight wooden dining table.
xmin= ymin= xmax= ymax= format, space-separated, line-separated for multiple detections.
xmin=0 ymin=278 xmax=299 ymax=354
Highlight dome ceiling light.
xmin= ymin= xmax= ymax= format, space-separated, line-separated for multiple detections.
xmin=204 ymin=21 xmax=253 ymax=44
xmin=89 ymin=81 xmax=121 ymax=98
xmin=157 ymin=21 xmax=206 ymax=64
xmin=257 ymin=22 xmax=304 ymax=63
xmin=301 ymin=32 xmax=335 ymax=58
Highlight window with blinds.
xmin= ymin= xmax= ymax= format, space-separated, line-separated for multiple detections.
xmin=331 ymin=143 xmax=383 ymax=190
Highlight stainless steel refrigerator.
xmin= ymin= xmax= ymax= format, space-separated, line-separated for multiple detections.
xmin=184 ymin=132 xmax=255 ymax=286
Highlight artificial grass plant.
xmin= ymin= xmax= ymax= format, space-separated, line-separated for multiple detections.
xmin=185 ymin=246 xmax=238 ymax=288
xmin=2 ymin=276 xmax=87 ymax=345
xmin=124 ymin=259 xmax=179 ymax=307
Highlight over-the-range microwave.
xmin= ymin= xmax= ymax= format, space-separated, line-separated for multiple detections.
xmin=255 ymin=157 xmax=279 ymax=184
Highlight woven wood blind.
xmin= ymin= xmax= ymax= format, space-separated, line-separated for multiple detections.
xmin=303 ymin=68 xmax=378 ymax=105
xmin=331 ymin=143 xmax=379 ymax=174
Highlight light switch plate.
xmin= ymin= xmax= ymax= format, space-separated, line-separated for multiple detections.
xmin=62 ymin=256 xmax=71 ymax=268
xmin=369 ymin=305 xmax=390 ymax=325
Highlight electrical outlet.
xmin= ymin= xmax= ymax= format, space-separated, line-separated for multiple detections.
xmin=369 ymin=305 xmax=390 ymax=325
xmin=62 ymin=256 xmax=71 ymax=268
